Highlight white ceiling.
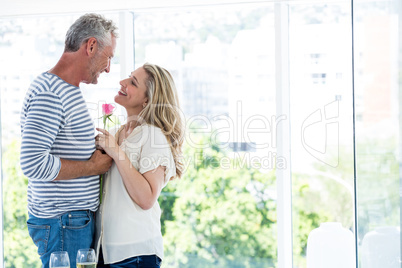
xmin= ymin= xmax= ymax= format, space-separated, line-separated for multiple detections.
xmin=0 ymin=0 xmax=275 ymax=18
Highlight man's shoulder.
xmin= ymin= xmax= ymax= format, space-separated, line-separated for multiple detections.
xmin=29 ymin=72 xmax=51 ymax=89
xmin=28 ymin=72 xmax=57 ymax=94
xmin=33 ymin=71 xmax=76 ymax=89
xmin=24 ymin=73 xmax=54 ymax=100
xmin=28 ymin=72 xmax=80 ymax=101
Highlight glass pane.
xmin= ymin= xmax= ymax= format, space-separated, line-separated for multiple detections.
xmin=288 ymin=2 xmax=355 ymax=267
xmin=134 ymin=4 xmax=278 ymax=267
xmin=353 ymin=0 xmax=401 ymax=266
xmin=0 ymin=13 xmax=121 ymax=267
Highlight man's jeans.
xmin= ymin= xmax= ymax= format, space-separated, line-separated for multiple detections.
xmin=27 ymin=210 xmax=95 ymax=268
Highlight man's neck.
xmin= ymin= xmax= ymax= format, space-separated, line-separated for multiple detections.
xmin=49 ymin=51 xmax=87 ymax=87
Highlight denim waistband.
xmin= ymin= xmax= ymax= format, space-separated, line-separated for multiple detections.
xmin=29 ymin=209 xmax=94 ymax=220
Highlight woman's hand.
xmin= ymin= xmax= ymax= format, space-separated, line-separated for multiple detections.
xmin=95 ymin=128 xmax=119 ymax=159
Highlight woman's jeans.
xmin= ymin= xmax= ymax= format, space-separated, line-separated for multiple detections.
xmin=97 ymin=248 xmax=162 ymax=268
xmin=27 ymin=210 xmax=95 ymax=268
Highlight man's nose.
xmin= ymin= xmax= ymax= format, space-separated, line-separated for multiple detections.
xmin=105 ymin=59 xmax=111 ymax=73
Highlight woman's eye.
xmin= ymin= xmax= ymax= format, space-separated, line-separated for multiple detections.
xmin=128 ymin=75 xmax=136 ymax=86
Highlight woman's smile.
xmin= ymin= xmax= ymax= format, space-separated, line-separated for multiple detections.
xmin=118 ymin=89 xmax=127 ymax=96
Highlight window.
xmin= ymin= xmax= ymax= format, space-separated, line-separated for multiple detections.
xmin=0 ymin=0 xmax=401 ymax=267
xmin=289 ymin=2 xmax=355 ymax=267
xmin=354 ymin=0 xmax=401 ymax=266
xmin=133 ymin=5 xmax=278 ymax=266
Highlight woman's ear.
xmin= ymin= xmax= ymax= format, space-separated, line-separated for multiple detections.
xmin=142 ymin=98 xmax=148 ymax=108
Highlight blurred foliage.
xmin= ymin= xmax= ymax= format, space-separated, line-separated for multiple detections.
xmin=3 ymin=132 xmax=334 ymax=268
xmin=158 ymin=133 xmax=329 ymax=267
xmin=160 ymin=134 xmax=277 ymax=267
xmin=3 ymin=134 xmax=399 ymax=268
xmin=3 ymin=141 xmax=41 ymax=268
xmin=292 ymin=174 xmax=332 ymax=268
xmin=355 ymin=138 xmax=400 ymax=239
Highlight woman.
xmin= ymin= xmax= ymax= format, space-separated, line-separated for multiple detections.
xmin=94 ymin=63 xmax=184 ymax=267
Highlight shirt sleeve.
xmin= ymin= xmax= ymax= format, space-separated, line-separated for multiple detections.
xmin=137 ymin=126 xmax=176 ymax=184
xmin=20 ymin=92 xmax=65 ymax=182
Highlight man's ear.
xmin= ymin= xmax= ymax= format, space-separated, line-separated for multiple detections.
xmin=86 ymin=37 xmax=98 ymax=56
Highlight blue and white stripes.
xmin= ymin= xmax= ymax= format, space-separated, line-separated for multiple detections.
xmin=20 ymin=72 xmax=99 ymax=218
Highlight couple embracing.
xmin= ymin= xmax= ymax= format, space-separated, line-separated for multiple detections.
xmin=20 ymin=13 xmax=184 ymax=268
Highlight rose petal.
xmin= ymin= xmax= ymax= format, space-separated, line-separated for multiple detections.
xmin=102 ymin=103 xmax=115 ymax=115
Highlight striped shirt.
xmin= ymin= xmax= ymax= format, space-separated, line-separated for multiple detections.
xmin=20 ymin=72 xmax=99 ymax=219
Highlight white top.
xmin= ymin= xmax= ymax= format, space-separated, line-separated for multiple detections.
xmin=95 ymin=123 xmax=176 ymax=264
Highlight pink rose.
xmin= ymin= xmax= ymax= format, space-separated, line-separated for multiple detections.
xmin=99 ymin=103 xmax=115 ymax=204
xmin=102 ymin=103 xmax=115 ymax=116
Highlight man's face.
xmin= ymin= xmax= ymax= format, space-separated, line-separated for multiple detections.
xmin=88 ymin=35 xmax=117 ymax=84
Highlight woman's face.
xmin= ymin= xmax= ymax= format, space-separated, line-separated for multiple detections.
xmin=115 ymin=67 xmax=148 ymax=113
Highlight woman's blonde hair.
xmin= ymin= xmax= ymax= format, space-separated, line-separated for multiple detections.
xmin=139 ymin=63 xmax=185 ymax=179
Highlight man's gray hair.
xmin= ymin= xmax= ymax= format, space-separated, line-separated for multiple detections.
xmin=64 ymin=13 xmax=118 ymax=52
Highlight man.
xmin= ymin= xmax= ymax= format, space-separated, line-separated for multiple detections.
xmin=20 ymin=13 xmax=117 ymax=267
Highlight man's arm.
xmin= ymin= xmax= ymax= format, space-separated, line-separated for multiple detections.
xmin=21 ymin=92 xmax=65 ymax=181
xmin=21 ymin=91 xmax=112 ymax=182
xmin=55 ymin=150 xmax=113 ymax=180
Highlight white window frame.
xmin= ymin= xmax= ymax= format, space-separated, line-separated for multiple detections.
xmin=0 ymin=87 xmax=4 ymax=268
xmin=274 ymin=3 xmax=293 ymax=268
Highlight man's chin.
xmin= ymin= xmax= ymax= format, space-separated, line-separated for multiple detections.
xmin=91 ymin=75 xmax=100 ymax=84
xmin=82 ymin=79 xmax=98 ymax=85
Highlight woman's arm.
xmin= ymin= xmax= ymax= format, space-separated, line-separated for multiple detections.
xmin=113 ymin=146 xmax=166 ymax=210
xmin=96 ymin=128 xmax=166 ymax=210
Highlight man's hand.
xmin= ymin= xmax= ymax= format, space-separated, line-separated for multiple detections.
xmin=89 ymin=149 xmax=113 ymax=175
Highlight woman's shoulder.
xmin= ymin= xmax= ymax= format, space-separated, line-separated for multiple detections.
xmin=141 ymin=124 xmax=170 ymax=147
xmin=141 ymin=124 xmax=165 ymax=137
